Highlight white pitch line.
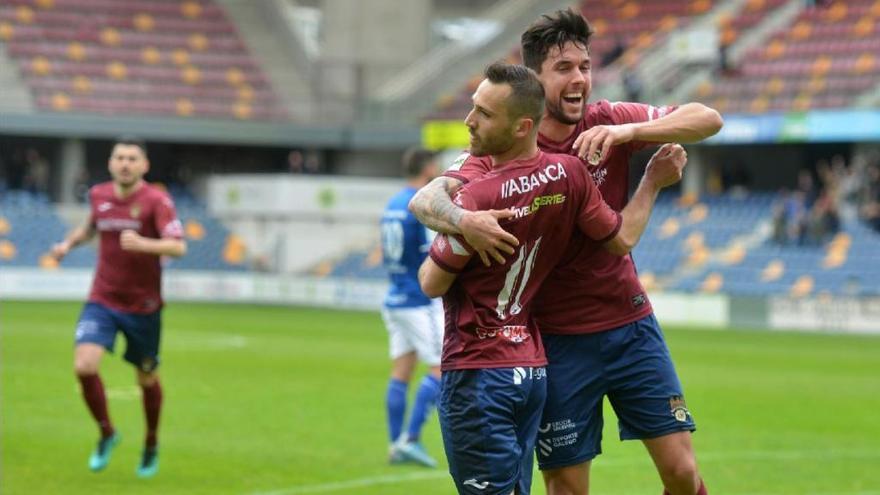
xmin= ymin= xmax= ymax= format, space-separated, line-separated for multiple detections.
xmin=249 ymin=449 xmax=880 ymax=495
xmin=249 ymin=471 xmax=449 ymax=495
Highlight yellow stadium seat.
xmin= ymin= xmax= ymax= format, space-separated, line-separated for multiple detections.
xmin=184 ymin=220 xmax=205 ymax=240
xmin=51 ymin=92 xmax=71 ymax=111
xmin=176 ymin=98 xmax=194 ymax=117
xmin=688 ymin=204 xmax=708 ymax=224
xmin=73 ymin=75 xmax=92 ymax=94
xmin=100 ymin=27 xmax=121 ymax=46
xmin=223 ymin=234 xmax=246 ymax=265
xmin=658 ymin=218 xmax=680 ymax=239
xmin=232 ymin=102 xmax=252 ymax=120
xmin=700 ymin=272 xmax=723 ymax=293
xmin=67 ymin=42 xmax=86 ymax=61
xmin=761 ymin=259 xmax=784 ymax=282
xmin=133 ymin=13 xmax=155 ymax=32
xmin=106 ymin=61 xmax=128 ymax=80
xmin=188 ymin=33 xmax=209 ymax=52
xmin=171 ymin=49 xmax=190 ymax=66
xmin=365 ymin=246 xmax=383 ymax=268
xmin=0 ymin=217 xmax=10 ymax=236
xmin=0 ymin=22 xmax=14 ymax=41
xmin=790 ymin=275 xmax=814 ymax=298
xmin=31 ymin=56 xmax=51 ymax=76
xmin=16 ymin=6 xmax=34 ymax=24
xmin=142 ymin=47 xmax=162 ymax=65
xmin=181 ymin=1 xmax=202 ymax=18
xmin=639 ymin=272 xmax=658 ymax=291
xmin=721 ymin=243 xmax=746 ymax=265
xmin=766 ymin=40 xmax=786 ymax=59
xmin=0 ymin=240 xmax=17 ymax=260
xmin=182 ymin=66 xmax=202 ymax=85
xmin=39 ymin=254 xmax=59 ymax=270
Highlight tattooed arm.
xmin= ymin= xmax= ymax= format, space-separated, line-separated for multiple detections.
xmin=409 ymin=176 xmax=519 ymax=266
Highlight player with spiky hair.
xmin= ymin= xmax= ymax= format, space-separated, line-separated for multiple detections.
xmin=51 ymin=137 xmax=186 ymax=478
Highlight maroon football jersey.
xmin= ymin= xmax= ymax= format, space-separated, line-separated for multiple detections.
xmin=87 ymin=182 xmax=183 ymax=314
xmin=444 ymin=100 xmax=677 ymax=334
xmin=430 ymin=151 xmax=621 ymax=371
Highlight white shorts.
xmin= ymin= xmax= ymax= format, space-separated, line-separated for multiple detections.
xmin=381 ymin=300 xmax=444 ymax=366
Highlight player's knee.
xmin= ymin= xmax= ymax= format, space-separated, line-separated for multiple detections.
xmin=543 ymin=468 xmax=588 ymax=495
xmin=137 ymin=370 xmax=159 ymax=387
xmin=74 ymin=357 xmax=99 ymax=376
xmin=660 ymin=456 xmax=699 ymax=486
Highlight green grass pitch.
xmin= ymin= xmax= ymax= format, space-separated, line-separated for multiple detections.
xmin=2 ymin=300 xmax=879 ymax=494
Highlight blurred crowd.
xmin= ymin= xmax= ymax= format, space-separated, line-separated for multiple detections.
xmin=772 ymin=151 xmax=880 ymax=245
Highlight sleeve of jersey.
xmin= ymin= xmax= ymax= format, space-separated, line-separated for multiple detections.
xmin=428 ymin=234 xmax=473 ymax=274
xmin=575 ymin=168 xmax=623 ymax=243
xmin=442 ymin=152 xmax=492 ymax=184
xmin=610 ymin=101 xmax=679 ymax=153
xmin=154 ymin=195 xmax=184 ymax=239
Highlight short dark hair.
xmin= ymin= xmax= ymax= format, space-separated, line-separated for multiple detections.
xmin=113 ymin=136 xmax=148 ymax=157
xmin=484 ymin=62 xmax=545 ymax=125
xmin=521 ymin=9 xmax=594 ymax=73
xmin=402 ymin=147 xmax=437 ymax=178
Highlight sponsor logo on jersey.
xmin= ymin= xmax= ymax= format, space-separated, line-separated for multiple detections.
xmin=631 ymin=293 xmax=646 ymax=308
xmin=96 ymin=218 xmax=142 ymax=232
xmin=590 ymin=166 xmax=608 ymax=187
xmin=669 ymin=395 xmax=690 ymax=422
xmin=97 ymin=202 xmax=113 ymax=212
xmin=500 ymin=162 xmax=568 ymax=199
xmin=474 ymin=325 xmax=529 ymax=343
xmin=512 ymin=193 xmax=566 ymax=219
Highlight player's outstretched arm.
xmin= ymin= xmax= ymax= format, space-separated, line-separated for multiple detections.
xmin=120 ymin=230 xmax=187 ymax=257
xmin=418 ymin=257 xmax=457 ymax=298
xmin=409 ymin=176 xmax=519 ymax=266
xmin=573 ymin=103 xmax=723 ymax=163
xmin=604 ymin=143 xmax=687 ymax=255
xmin=50 ymin=220 xmax=96 ymax=261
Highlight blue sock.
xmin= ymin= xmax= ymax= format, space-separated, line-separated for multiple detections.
xmin=406 ymin=374 xmax=440 ymax=443
xmin=386 ymin=378 xmax=408 ymax=443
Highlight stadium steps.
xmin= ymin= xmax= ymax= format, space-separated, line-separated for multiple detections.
xmin=214 ymin=0 xmax=312 ymax=122
xmin=367 ymin=0 xmax=573 ymax=123
xmin=0 ymin=34 xmax=34 ymax=113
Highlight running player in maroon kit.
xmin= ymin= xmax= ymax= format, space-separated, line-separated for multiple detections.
xmin=411 ymin=10 xmax=722 ymax=495
xmin=50 ymin=137 xmax=186 ymax=478
xmin=419 ymin=62 xmax=686 ymax=495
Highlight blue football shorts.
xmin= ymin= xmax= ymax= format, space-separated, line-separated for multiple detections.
xmin=74 ymin=302 xmax=162 ymax=372
xmin=439 ymin=366 xmax=547 ymax=495
xmin=537 ymin=314 xmax=695 ymax=470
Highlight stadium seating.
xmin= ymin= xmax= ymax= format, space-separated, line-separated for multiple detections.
xmin=429 ymin=0 xmax=716 ymax=120
xmin=313 ymin=189 xmax=880 ymax=298
xmin=698 ymin=0 xmax=880 ymax=113
xmin=0 ymin=187 xmax=248 ymax=272
xmin=0 ymin=0 xmax=286 ymax=120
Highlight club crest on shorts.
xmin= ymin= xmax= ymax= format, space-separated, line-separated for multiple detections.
xmin=669 ymin=395 xmax=689 ymax=422
xmin=140 ymin=357 xmax=156 ymax=372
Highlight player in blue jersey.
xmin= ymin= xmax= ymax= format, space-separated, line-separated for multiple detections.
xmin=380 ymin=147 xmax=444 ymax=468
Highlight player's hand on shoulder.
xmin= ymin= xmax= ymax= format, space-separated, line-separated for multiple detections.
xmin=120 ymin=229 xmax=143 ymax=251
xmin=49 ymin=240 xmax=70 ymax=261
xmin=572 ymin=123 xmax=636 ymax=165
xmin=645 ymin=143 xmax=687 ymax=189
xmin=459 ymin=209 xmax=519 ymax=267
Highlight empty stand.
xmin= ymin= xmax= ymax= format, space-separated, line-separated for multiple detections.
xmin=700 ymin=0 xmax=880 ymax=113
xmin=0 ymin=0 xmax=286 ymax=120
